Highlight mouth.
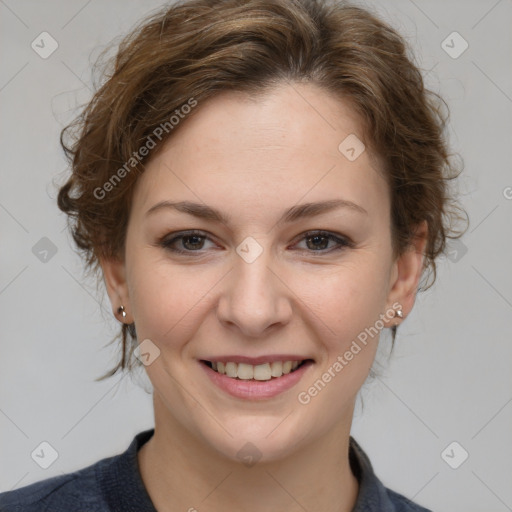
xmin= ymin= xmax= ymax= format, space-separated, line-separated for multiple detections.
xmin=200 ymin=359 xmax=313 ymax=381
xmin=199 ymin=357 xmax=314 ymax=399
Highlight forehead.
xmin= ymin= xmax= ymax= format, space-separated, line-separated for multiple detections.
xmin=132 ymin=83 xmax=388 ymax=222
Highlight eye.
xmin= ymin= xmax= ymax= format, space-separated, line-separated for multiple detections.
xmin=158 ymin=229 xmax=353 ymax=256
xmin=159 ymin=230 xmax=218 ymax=254
xmin=293 ymin=230 xmax=353 ymax=253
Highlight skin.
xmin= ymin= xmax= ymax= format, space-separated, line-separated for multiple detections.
xmin=101 ymin=82 xmax=427 ymax=512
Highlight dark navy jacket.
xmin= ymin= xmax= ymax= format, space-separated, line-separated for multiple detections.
xmin=0 ymin=429 xmax=432 ymax=511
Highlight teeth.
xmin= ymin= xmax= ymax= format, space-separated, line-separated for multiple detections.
xmin=225 ymin=362 xmax=237 ymax=378
xmin=210 ymin=360 xmax=304 ymax=380
xmin=237 ymin=363 xmax=254 ymax=380
xmin=253 ymin=363 xmax=271 ymax=381
xmin=270 ymin=361 xmax=282 ymax=377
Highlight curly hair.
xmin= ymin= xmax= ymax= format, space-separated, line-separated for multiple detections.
xmin=57 ymin=0 xmax=467 ymax=381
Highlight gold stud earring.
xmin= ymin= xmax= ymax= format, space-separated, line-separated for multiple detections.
xmin=117 ymin=305 xmax=127 ymax=319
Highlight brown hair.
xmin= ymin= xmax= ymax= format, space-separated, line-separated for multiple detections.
xmin=58 ymin=0 xmax=467 ymax=381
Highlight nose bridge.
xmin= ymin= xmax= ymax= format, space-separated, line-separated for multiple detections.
xmin=217 ymin=239 xmax=291 ymax=336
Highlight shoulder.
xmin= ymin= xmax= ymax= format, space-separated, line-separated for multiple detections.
xmin=0 ymin=455 xmax=113 ymax=512
xmin=0 ymin=429 xmax=155 ymax=512
xmin=349 ymin=436 xmax=433 ymax=512
xmin=384 ymin=488 xmax=432 ymax=512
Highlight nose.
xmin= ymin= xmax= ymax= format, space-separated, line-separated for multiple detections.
xmin=216 ymin=248 xmax=293 ymax=338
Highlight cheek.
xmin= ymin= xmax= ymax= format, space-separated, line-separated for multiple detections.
xmin=292 ymin=260 xmax=389 ymax=417
xmin=127 ymin=252 xmax=224 ymax=343
xmin=293 ymin=255 xmax=391 ymax=348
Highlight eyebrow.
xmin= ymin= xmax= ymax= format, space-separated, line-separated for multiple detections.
xmin=145 ymin=198 xmax=367 ymax=224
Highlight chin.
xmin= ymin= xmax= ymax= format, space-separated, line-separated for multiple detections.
xmin=199 ymin=415 xmax=312 ymax=465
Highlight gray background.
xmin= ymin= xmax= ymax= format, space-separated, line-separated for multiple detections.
xmin=1 ymin=1 xmax=511 ymax=510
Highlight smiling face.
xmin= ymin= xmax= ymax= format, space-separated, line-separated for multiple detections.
xmin=102 ymin=82 xmax=426 ymax=463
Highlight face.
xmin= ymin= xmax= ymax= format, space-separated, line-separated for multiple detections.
xmin=103 ymin=82 xmax=426 ymax=462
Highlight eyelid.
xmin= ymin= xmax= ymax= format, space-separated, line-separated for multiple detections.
xmin=290 ymin=230 xmax=354 ymax=252
xmin=159 ymin=229 xmax=220 ymax=252
xmin=159 ymin=229 xmax=353 ymax=255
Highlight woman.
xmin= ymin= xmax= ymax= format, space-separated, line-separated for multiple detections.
xmin=0 ymin=0 xmax=465 ymax=510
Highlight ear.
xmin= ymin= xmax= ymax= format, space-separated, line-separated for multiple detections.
xmin=384 ymin=220 xmax=428 ymax=326
xmin=100 ymin=256 xmax=133 ymax=324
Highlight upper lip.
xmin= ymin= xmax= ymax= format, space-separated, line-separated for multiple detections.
xmin=200 ymin=355 xmax=313 ymax=365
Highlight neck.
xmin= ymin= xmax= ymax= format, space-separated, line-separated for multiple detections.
xmin=138 ymin=392 xmax=359 ymax=512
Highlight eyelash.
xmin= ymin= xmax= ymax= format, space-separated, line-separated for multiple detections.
xmin=159 ymin=229 xmax=353 ymax=256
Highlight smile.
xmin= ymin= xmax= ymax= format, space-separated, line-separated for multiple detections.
xmin=199 ymin=358 xmax=315 ymax=400
xmin=202 ymin=359 xmax=310 ymax=380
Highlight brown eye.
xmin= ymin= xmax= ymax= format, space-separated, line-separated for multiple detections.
xmin=181 ymin=234 xmax=206 ymax=250
xmin=160 ymin=230 xmax=217 ymax=254
xmin=305 ymin=234 xmax=330 ymax=250
xmin=295 ymin=231 xmax=353 ymax=253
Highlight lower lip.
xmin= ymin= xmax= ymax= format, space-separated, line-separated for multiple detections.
xmin=200 ymin=360 xmax=314 ymax=400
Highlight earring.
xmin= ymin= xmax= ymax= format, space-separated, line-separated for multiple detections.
xmin=117 ymin=305 xmax=127 ymax=319
xmin=393 ymin=308 xmax=403 ymax=327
